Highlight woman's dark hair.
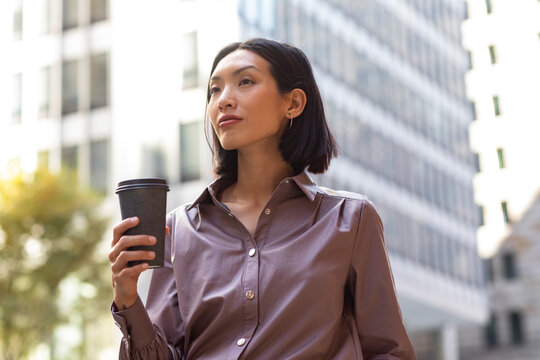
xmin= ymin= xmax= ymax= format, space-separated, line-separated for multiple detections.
xmin=205 ymin=38 xmax=338 ymax=180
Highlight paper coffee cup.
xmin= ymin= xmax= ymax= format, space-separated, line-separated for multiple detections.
xmin=116 ymin=178 xmax=169 ymax=268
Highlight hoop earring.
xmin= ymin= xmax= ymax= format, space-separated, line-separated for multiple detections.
xmin=287 ymin=113 xmax=294 ymax=129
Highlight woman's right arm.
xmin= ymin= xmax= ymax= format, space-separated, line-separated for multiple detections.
xmin=109 ymin=216 xmax=184 ymax=360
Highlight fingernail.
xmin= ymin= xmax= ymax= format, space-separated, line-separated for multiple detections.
xmin=148 ymin=251 xmax=155 ymax=259
xmin=131 ymin=217 xmax=138 ymax=223
xmin=142 ymin=263 xmax=149 ymax=269
xmin=149 ymin=236 xmax=156 ymax=244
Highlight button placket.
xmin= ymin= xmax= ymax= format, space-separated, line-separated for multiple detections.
xmin=229 ymin=237 xmax=260 ymax=360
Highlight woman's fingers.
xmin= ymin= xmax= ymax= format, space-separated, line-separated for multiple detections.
xmin=110 ymin=249 xmax=155 ymax=273
xmin=112 ymin=217 xmax=139 ymax=246
xmin=165 ymin=225 xmax=170 ymax=236
xmin=108 ymin=234 xmax=156 ymax=262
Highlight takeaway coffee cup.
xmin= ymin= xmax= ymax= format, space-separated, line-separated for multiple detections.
xmin=116 ymin=178 xmax=170 ymax=268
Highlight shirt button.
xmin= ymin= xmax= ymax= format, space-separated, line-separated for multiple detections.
xmin=228 ymin=212 xmax=234 ymax=218
xmin=264 ymin=208 xmax=271 ymax=215
xmin=245 ymin=290 xmax=255 ymax=300
xmin=285 ymin=180 xmax=290 ymax=184
xmin=237 ymin=338 xmax=246 ymax=346
xmin=248 ymin=248 xmax=256 ymax=257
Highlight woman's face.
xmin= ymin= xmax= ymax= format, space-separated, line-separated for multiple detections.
xmin=208 ymin=50 xmax=290 ymax=152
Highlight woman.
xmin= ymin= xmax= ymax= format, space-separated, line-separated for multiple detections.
xmin=109 ymin=38 xmax=416 ymax=359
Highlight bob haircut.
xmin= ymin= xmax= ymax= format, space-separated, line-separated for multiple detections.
xmin=205 ymin=38 xmax=338 ymax=180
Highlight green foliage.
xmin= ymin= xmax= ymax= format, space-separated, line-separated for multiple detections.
xmin=0 ymin=169 xmax=110 ymax=360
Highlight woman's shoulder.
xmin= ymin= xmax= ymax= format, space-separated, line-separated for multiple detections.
xmin=317 ymin=186 xmax=370 ymax=203
xmin=316 ymin=186 xmax=379 ymax=217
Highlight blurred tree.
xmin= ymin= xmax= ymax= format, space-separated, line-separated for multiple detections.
xmin=0 ymin=169 xmax=110 ymax=360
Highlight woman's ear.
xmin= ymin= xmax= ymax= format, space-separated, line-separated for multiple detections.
xmin=287 ymin=88 xmax=307 ymax=118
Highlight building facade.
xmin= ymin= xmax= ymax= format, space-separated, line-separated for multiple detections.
xmin=1 ymin=0 xmax=488 ymax=358
xmin=238 ymin=0 xmax=486 ymax=358
xmin=459 ymin=0 xmax=540 ymax=358
xmin=1 ymin=0 xmax=231 ymax=357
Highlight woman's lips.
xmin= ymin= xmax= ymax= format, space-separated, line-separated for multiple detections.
xmin=218 ymin=115 xmax=242 ymax=127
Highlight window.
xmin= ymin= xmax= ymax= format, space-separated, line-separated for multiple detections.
xmin=12 ymin=73 xmax=22 ymax=124
xmin=485 ymin=313 xmax=498 ymax=348
xmin=492 ymin=95 xmax=501 ymax=116
xmin=90 ymin=53 xmax=109 ymax=109
xmin=259 ymin=0 xmax=276 ymax=32
xmin=179 ymin=122 xmax=201 ymax=182
xmin=501 ymin=201 xmax=510 ymax=224
xmin=182 ymin=32 xmax=199 ymax=89
xmin=471 ymin=102 xmax=477 ymax=120
xmin=485 ymin=0 xmax=493 ymax=14
xmin=61 ymin=146 xmax=78 ymax=170
xmin=497 ymin=148 xmax=505 ymax=168
xmin=489 ymin=45 xmax=497 ymax=64
xmin=484 ymin=257 xmax=494 ymax=282
xmin=13 ymin=0 xmax=23 ymax=40
xmin=466 ymin=50 xmax=473 ymax=69
xmin=241 ymin=0 xmax=259 ymax=23
xmin=509 ymin=312 xmax=524 ymax=344
xmin=63 ymin=0 xmax=78 ymax=30
xmin=39 ymin=66 xmax=51 ymax=118
xmin=502 ymin=252 xmax=517 ymax=279
xmin=473 ymin=153 xmax=481 ymax=172
xmin=90 ymin=140 xmax=109 ymax=191
xmin=479 ymin=205 xmax=485 ymax=226
xmin=314 ymin=25 xmax=330 ymax=70
xmin=62 ymin=60 xmax=78 ymax=115
xmin=90 ymin=0 xmax=108 ymax=23
xmin=142 ymin=147 xmax=166 ymax=179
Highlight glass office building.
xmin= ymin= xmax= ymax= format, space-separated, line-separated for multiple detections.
xmin=239 ymin=0 xmax=487 ymax=357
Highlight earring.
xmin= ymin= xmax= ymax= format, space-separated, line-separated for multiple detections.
xmin=287 ymin=113 xmax=294 ymax=129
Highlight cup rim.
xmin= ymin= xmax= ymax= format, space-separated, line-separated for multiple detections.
xmin=116 ymin=178 xmax=169 ymax=193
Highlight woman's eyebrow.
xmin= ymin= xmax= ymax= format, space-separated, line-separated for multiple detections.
xmin=211 ymin=65 xmax=260 ymax=81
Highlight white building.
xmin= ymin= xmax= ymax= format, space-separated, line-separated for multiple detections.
xmin=0 ymin=0 xmax=488 ymax=358
xmin=0 ymin=0 xmax=237 ymax=358
xmin=459 ymin=0 xmax=540 ymax=358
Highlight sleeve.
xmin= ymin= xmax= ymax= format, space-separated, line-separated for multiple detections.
xmin=348 ymin=200 xmax=417 ymax=360
xmin=111 ymin=212 xmax=185 ymax=360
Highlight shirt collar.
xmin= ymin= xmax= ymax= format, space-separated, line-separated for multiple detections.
xmin=290 ymin=171 xmax=318 ymax=201
xmin=187 ymin=171 xmax=318 ymax=210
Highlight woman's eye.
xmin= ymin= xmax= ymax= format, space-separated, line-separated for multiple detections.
xmin=239 ymin=78 xmax=253 ymax=86
xmin=210 ymin=86 xmax=221 ymax=95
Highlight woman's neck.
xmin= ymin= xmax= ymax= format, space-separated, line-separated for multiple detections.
xmin=223 ymin=147 xmax=293 ymax=207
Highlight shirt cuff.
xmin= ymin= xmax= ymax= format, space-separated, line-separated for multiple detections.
xmin=111 ymin=296 xmax=156 ymax=349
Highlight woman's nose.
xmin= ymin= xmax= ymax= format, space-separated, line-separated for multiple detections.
xmin=217 ymin=87 xmax=236 ymax=109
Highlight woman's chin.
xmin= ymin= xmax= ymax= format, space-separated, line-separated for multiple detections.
xmin=221 ymin=144 xmax=238 ymax=151
xmin=218 ymin=136 xmax=246 ymax=151
xmin=219 ymin=139 xmax=240 ymax=151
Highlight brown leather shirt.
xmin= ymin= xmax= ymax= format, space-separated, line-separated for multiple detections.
xmin=112 ymin=172 xmax=416 ymax=359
